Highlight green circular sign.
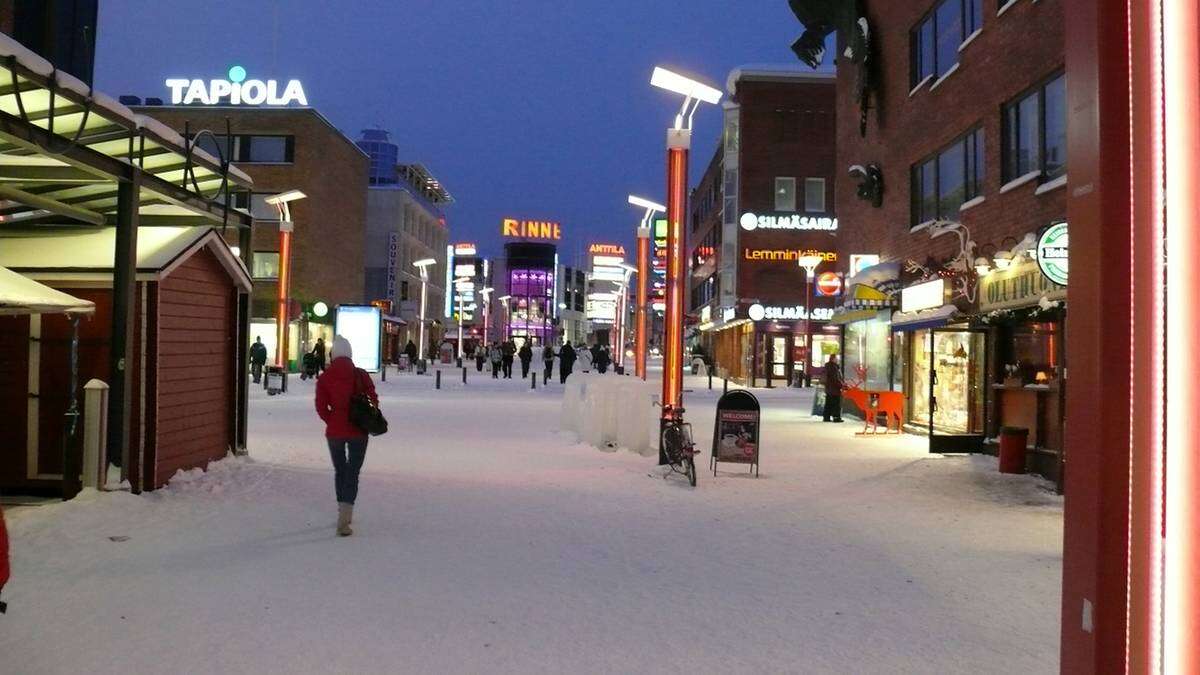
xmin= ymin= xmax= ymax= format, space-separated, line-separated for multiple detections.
xmin=1036 ymin=222 xmax=1069 ymax=286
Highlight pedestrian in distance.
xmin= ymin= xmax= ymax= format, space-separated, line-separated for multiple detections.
xmin=518 ymin=341 xmax=533 ymax=379
xmin=312 ymin=337 xmax=327 ymax=373
xmin=593 ymin=344 xmax=610 ymax=374
xmin=315 ymin=335 xmax=379 ymax=536
xmin=249 ymin=336 xmax=268 ymax=384
xmin=542 ymin=343 xmax=555 ymax=384
xmin=404 ymin=339 xmax=418 ymax=368
xmin=475 ymin=344 xmax=486 ymax=372
xmin=559 ymin=340 xmax=577 ymax=384
xmin=501 ymin=339 xmax=516 ymax=379
xmin=822 ymin=353 xmax=844 ymax=423
xmin=577 ymin=342 xmax=592 ymax=373
xmin=490 ymin=342 xmax=503 ymax=379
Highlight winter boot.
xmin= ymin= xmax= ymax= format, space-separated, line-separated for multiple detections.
xmin=337 ymin=503 xmax=353 ymax=537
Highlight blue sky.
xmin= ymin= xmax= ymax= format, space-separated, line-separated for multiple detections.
xmin=95 ymin=1 xmax=825 ymax=262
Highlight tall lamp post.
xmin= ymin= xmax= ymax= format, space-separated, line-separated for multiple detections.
xmin=498 ymin=295 xmax=512 ymax=341
xmin=628 ymin=195 xmax=666 ymax=380
xmin=413 ymin=257 xmax=436 ymax=370
xmin=265 ymin=190 xmax=307 ymax=375
xmin=797 ymin=254 xmax=824 ymax=386
xmin=615 ymin=262 xmax=638 ymax=372
xmin=454 ymin=276 xmax=474 ymax=362
xmin=481 ymin=286 xmax=494 ymax=346
xmin=649 ymin=66 xmax=722 ymax=457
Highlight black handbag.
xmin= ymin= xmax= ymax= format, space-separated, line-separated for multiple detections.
xmin=349 ymin=368 xmax=388 ymax=436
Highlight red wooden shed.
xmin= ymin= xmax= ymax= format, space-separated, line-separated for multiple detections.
xmin=0 ymin=226 xmax=252 ymax=493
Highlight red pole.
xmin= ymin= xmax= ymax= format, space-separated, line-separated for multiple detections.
xmin=636 ymin=231 xmax=650 ymax=380
xmin=662 ymin=131 xmax=689 ymax=419
xmin=275 ymin=226 xmax=293 ymax=369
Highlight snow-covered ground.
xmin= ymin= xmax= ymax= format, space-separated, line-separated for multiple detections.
xmin=2 ymin=364 xmax=1063 ymax=674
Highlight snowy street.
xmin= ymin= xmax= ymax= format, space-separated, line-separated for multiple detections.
xmin=2 ymin=367 xmax=1063 ymax=674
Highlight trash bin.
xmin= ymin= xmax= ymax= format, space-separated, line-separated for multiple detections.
xmin=265 ymin=366 xmax=286 ymax=396
xmin=998 ymin=426 xmax=1029 ymax=473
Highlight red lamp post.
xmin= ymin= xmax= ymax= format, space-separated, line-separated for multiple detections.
xmin=265 ymin=190 xmax=306 ymax=373
xmin=628 ymin=195 xmax=665 ymax=380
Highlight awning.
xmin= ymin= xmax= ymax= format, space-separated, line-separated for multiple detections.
xmin=382 ymin=314 xmax=408 ymax=326
xmin=0 ymin=265 xmax=94 ymax=315
xmin=890 ymin=304 xmax=959 ymax=331
xmin=0 ymin=33 xmax=252 ymax=228
xmin=828 ymin=307 xmax=881 ymax=325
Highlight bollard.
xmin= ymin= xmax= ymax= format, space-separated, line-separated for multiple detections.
xmin=531 ymin=372 xmax=537 ymax=389
xmin=436 ymin=369 xmax=442 ymax=390
xmin=723 ymin=377 xmax=729 ymax=394
xmin=708 ymin=370 xmax=713 ymax=390
xmin=462 ymin=367 xmax=467 ymax=385
xmin=82 ymin=379 xmax=109 ymax=489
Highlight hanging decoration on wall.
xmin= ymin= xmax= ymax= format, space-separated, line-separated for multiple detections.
xmin=788 ymin=0 xmax=874 ymax=136
xmin=848 ymin=163 xmax=884 ymax=207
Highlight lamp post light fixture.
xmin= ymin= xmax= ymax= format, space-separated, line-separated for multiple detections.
xmin=649 ymin=66 xmax=722 ymax=458
xmin=628 ymin=195 xmax=666 ymax=380
xmin=481 ymin=287 xmax=494 ymax=346
xmin=498 ymin=295 xmax=512 ymax=341
xmin=264 ymin=190 xmax=307 ymax=372
xmin=615 ymin=262 xmax=638 ymax=371
xmin=453 ymin=276 xmax=475 ymax=361
xmin=413 ymin=257 xmax=437 ymax=367
xmin=797 ymin=254 xmax=824 ymax=387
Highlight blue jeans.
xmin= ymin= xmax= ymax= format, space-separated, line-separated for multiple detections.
xmin=328 ymin=438 xmax=368 ymax=505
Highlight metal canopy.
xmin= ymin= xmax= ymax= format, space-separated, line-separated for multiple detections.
xmin=0 ymin=34 xmax=252 ymax=229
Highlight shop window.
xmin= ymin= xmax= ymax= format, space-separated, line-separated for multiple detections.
xmin=804 ymin=177 xmax=826 ymax=213
xmin=1004 ymin=321 xmax=1061 ymax=384
xmin=252 ymin=251 xmax=280 ymax=279
xmin=400 ymin=280 xmax=410 ymax=302
xmin=911 ymin=127 xmax=984 ymax=226
xmin=774 ymin=177 xmax=796 ymax=211
xmin=911 ymin=0 xmax=982 ymax=88
xmin=1003 ymin=73 xmax=1067 ymax=181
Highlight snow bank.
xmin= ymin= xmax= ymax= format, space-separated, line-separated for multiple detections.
xmin=563 ymin=374 xmax=657 ymax=456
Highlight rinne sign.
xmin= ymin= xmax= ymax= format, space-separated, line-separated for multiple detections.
xmin=743 ymin=248 xmax=837 ymax=263
xmin=502 ymin=218 xmax=562 ymax=240
xmin=589 ymin=243 xmax=626 ymax=256
xmin=739 ymin=212 xmax=838 ymax=232
xmin=747 ymin=304 xmax=835 ymax=322
xmin=166 ymin=65 xmax=307 ymax=106
xmin=1036 ymin=221 xmax=1068 ymax=286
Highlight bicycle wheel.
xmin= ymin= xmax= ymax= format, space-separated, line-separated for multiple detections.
xmin=684 ymin=454 xmax=696 ymax=487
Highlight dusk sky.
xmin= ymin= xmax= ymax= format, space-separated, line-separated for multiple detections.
xmin=94 ymin=1 xmax=828 ymax=262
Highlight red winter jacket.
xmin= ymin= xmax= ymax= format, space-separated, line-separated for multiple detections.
xmin=0 ymin=505 xmax=9 ymax=594
xmin=315 ymin=357 xmax=379 ymax=439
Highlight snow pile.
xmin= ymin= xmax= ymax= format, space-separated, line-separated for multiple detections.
xmin=563 ymin=374 xmax=657 ymax=455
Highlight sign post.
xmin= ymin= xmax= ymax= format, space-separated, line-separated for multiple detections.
xmin=711 ymin=390 xmax=761 ymax=477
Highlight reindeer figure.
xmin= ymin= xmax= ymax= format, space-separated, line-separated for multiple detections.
xmin=842 ymin=366 xmax=906 ymax=435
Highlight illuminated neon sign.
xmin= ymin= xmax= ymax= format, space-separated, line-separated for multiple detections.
xmin=502 ymin=218 xmax=562 ymax=240
xmin=743 ymin=248 xmax=837 ymax=262
xmin=589 ymin=243 xmax=627 ymax=256
xmin=166 ymin=65 xmax=307 ymax=106
xmin=747 ymin=304 xmax=834 ymax=321
xmin=739 ymin=212 xmax=838 ymax=232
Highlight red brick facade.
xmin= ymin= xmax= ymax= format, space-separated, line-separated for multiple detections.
xmin=835 ymin=0 xmax=1066 ymax=268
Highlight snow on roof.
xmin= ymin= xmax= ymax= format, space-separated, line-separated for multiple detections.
xmin=0 ymin=266 xmax=94 ymax=315
xmin=890 ymin=304 xmax=959 ymax=329
xmin=846 ymin=261 xmax=902 ymax=289
xmin=726 ymin=63 xmax=836 ymax=95
xmin=0 ymin=226 xmax=221 ymax=272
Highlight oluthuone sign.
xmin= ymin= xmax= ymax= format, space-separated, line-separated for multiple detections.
xmin=166 ymin=65 xmax=307 ymax=106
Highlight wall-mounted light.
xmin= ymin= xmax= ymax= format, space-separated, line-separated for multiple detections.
xmin=993 ymin=250 xmax=1014 ymax=270
xmin=974 ymin=257 xmax=993 ymax=276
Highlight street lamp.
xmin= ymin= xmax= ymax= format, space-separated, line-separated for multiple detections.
xmin=413 ymin=257 xmax=436 ymax=368
xmin=615 ymin=262 xmax=638 ymax=371
xmin=628 ymin=195 xmax=666 ymax=380
xmin=454 ymin=276 xmax=474 ymax=361
xmin=649 ymin=65 xmax=722 ymax=458
xmin=498 ymin=295 xmax=512 ymax=341
xmin=481 ymin=286 xmax=494 ymax=345
xmin=264 ymin=190 xmax=307 ymax=373
xmin=797 ymin=254 xmax=824 ymax=387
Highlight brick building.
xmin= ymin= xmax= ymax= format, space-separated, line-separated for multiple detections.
xmin=688 ymin=67 xmax=838 ymax=387
xmin=800 ymin=0 xmax=1067 ymax=475
xmin=131 ymin=105 xmax=370 ymax=371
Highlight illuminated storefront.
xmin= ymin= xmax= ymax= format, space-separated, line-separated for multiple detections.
xmin=501 ymin=242 xmax=557 ymax=345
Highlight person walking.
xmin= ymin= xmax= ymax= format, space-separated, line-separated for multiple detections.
xmin=315 ymin=335 xmax=379 ymax=536
xmin=822 ymin=353 xmax=844 ymax=423
xmin=404 ymin=339 xmax=418 ymax=369
xmin=501 ymin=339 xmax=516 ymax=379
xmin=558 ymin=340 xmax=577 ymax=383
xmin=312 ymin=337 xmax=327 ymax=373
xmin=489 ymin=342 xmax=503 ymax=379
xmin=577 ymin=342 xmax=592 ymax=373
xmin=542 ymin=343 xmax=555 ymax=384
xmin=518 ymin=341 xmax=533 ymax=379
xmin=593 ymin=344 xmax=610 ymax=374
xmin=249 ymin=336 xmax=267 ymax=384
xmin=475 ymin=344 xmax=486 ymax=372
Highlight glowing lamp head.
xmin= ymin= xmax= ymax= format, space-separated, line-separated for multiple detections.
xmin=312 ymin=301 xmax=329 ymax=318
xmin=797 ymin=255 xmax=825 ymax=276
xmin=650 ymin=67 xmax=723 ymax=105
xmin=627 ymin=195 xmax=667 ymax=212
xmin=993 ymin=250 xmax=1014 ymax=270
xmin=974 ymin=257 xmax=993 ymax=276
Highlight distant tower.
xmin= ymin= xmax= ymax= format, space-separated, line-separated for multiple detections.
xmin=356 ymin=129 xmax=399 ymax=185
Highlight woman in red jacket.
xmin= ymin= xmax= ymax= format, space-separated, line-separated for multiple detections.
xmin=315 ymin=335 xmax=378 ymax=537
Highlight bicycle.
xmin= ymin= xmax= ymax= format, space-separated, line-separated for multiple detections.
xmin=660 ymin=406 xmax=698 ymax=487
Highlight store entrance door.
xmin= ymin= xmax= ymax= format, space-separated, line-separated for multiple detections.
xmin=764 ymin=333 xmax=792 ymax=388
xmin=926 ymin=328 xmax=987 ymax=454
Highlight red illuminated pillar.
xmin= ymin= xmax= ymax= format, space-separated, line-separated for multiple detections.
xmin=662 ymin=129 xmax=689 ymax=423
xmin=636 ymin=229 xmax=650 ymax=380
xmin=275 ymin=222 xmax=293 ymax=369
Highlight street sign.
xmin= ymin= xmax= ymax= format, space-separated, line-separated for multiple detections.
xmin=711 ymin=390 xmax=761 ymax=476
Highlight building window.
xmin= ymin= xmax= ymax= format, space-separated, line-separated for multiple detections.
xmin=401 ymin=280 xmax=410 ymax=302
xmin=239 ymin=135 xmax=293 ymax=163
xmin=252 ymin=251 xmax=280 ymax=279
xmin=774 ymin=177 xmax=796 ymax=211
xmin=911 ymin=127 xmax=984 ymax=226
xmin=912 ymin=0 xmax=983 ymax=87
xmin=1003 ymin=73 xmax=1067 ymax=182
xmin=804 ymin=178 xmax=826 ymax=213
